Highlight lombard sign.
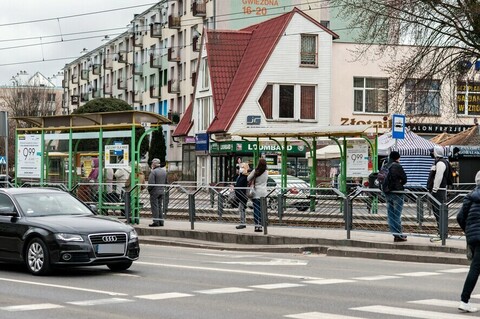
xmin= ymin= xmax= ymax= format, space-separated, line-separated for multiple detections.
xmin=210 ymin=141 xmax=305 ymax=155
xmin=195 ymin=133 xmax=209 ymax=151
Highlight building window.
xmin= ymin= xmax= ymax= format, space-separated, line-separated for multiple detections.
xmin=405 ymin=79 xmax=440 ymax=116
xmin=353 ymin=77 xmax=388 ymax=113
xmin=196 ymin=97 xmax=212 ymax=131
xmin=300 ymin=34 xmax=317 ymax=66
xmin=258 ymin=84 xmax=316 ymax=121
xmin=201 ymin=57 xmax=209 ymax=90
xmin=47 ymin=93 xmax=56 ymax=102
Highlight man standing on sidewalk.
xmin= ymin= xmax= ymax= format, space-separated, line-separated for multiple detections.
xmin=148 ymin=158 xmax=168 ymax=227
xmin=427 ymin=145 xmax=448 ymax=241
xmin=384 ymin=151 xmax=408 ymax=242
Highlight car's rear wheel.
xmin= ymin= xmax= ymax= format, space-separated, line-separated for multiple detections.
xmin=107 ymin=261 xmax=133 ymax=272
xmin=26 ymin=238 xmax=51 ymax=276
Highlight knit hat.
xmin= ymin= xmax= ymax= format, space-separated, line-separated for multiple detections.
xmin=476 ymin=171 xmax=480 ymax=185
xmin=433 ymin=145 xmax=444 ymax=158
xmin=151 ymin=158 xmax=161 ymax=166
xmin=389 ymin=151 xmax=401 ymax=161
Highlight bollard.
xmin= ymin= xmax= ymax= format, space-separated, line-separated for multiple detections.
xmin=261 ymin=196 xmax=268 ymax=235
xmin=416 ymin=196 xmax=424 ymax=225
xmin=277 ymin=193 xmax=283 ymax=223
xmin=124 ymin=190 xmax=131 ymax=224
xmin=344 ymin=197 xmax=352 ymax=239
xmin=440 ymin=203 xmax=448 ymax=245
xmin=188 ymin=193 xmax=195 ymax=230
xmin=218 ymin=193 xmax=224 ymax=220
xmin=164 ymin=187 xmax=170 ymax=217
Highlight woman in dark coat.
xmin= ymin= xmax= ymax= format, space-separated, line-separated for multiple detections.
xmin=457 ymin=170 xmax=480 ymax=313
xmin=235 ymin=163 xmax=249 ymax=229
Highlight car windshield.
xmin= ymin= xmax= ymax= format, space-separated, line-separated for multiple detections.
xmin=15 ymin=192 xmax=94 ymax=217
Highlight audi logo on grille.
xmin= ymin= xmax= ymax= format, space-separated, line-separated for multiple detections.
xmin=102 ymin=235 xmax=118 ymax=243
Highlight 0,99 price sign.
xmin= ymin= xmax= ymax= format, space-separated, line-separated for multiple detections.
xmin=346 ymin=143 xmax=369 ymax=177
xmin=17 ymin=134 xmax=41 ymax=178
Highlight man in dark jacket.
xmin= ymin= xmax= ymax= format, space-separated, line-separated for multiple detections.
xmin=384 ymin=151 xmax=408 ymax=242
xmin=147 ymin=158 xmax=168 ymax=227
xmin=456 ymin=170 xmax=480 ymax=313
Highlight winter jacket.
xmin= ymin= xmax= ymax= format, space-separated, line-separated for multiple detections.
xmin=387 ymin=160 xmax=407 ymax=191
xmin=235 ymin=174 xmax=248 ymax=206
xmin=147 ymin=166 xmax=167 ymax=195
xmin=457 ymin=186 xmax=480 ymax=245
xmin=247 ymin=170 xmax=268 ymax=199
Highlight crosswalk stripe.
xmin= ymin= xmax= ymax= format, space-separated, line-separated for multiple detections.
xmin=472 ymin=294 xmax=480 ymax=299
xmin=437 ymin=268 xmax=469 ymax=273
xmin=67 ymin=298 xmax=133 ymax=306
xmin=135 ymin=292 xmax=193 ymax=300
xmin=303 ymin=279 xmax=355 ymax=285
xmin=396 ymin=272 xmax=441 ymax=277
xmin=250 ymin=283 xmax=305 ymax=290
xmin=409 ymin=299 xmax=480 ymax=309
xmin=195 ymin=287 xmax=253 ymax=294
xmin=1 ymin=303 xmax=63 ymax=311
xmin=353 ymin=275 xmax=400 ymax=281
xmin=352 ymin=305 xmax=471 ymax=319
xmin=285 ymin=312 xmax=367 ymax=319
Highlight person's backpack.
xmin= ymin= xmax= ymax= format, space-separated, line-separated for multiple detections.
xmin=375 ymin=163 xmax=392 ymax=193
xmin=438 ymin=158 xmax=454 ymax=186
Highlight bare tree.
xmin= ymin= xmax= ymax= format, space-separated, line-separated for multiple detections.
xmin=330 ymin=0 xmax=480 ymax=119
xmin=3 ymin=85 xmax=58 ymax=118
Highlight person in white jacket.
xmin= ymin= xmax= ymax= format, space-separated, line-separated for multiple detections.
xmin=114 ymin=161 xmax=131 ymax=200
xmin=247 ymin=158 xmax=268 ymax=232
xmin=427 ymin=145 xmax=448 ymax=241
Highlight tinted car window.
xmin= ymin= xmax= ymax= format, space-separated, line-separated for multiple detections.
xmin=0 ymin=193 xmax=14 ymax=211
xmin=15 ymin=193 xmax=93 ymax=217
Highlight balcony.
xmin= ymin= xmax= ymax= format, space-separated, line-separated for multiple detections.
xmin=150 ymin=53 xmax=162 ymax=68
xmin=92 ymin=64 xmax=101 ymax=75
xmin=133 ymin=63 xmax=143 ymax=75
xmin=150 ymin=86 xmax=161 ymax=99
xmin=104 ymin=57 xmax=113 ymax=70
xmin=168 ymin=15 xmax=181 ymax=29
xmin=117 ymin=78 xmax=127 ymax=90
xmin=72 ymin=73 xmax=79 ymax=84
xmin=168 ymin=79 xmax=180 ymax=94
xmin=117 ymin=51 xmax=128 ymax=64
xmin=133 ymin=91 xmax=143 ymax=104
xmin=71 ymin=95 xmax=79 ymax=105
xmin=62 ymin=79 xmax=69 ymax=88
xmin=104 ymin=82 xmax=112 ymax=95
xmin=133 ymin=33 xmax=143 ymax=47
xmin=81 ymin=69 xmax=89 ymax=81
xmin=168 ymin=47 xmax=180 ymax=62
xmin=192 ymin=1 xmax=206 ymax=17
xmin=168 ymin=111 xmax=180 ymax=124
xmin=150 ymin=22 xmax=162 ymax=38
xmin=92 ymin=88 xmax=101 ymax=98
xmin=192 ymin=36 xmax=200 ymax=52
xmin=80 ymin=92 xmax=89 ymax=102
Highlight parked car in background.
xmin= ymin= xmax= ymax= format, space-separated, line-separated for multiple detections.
xmin=266 ymin=174 xmax=314 ymax=211
xmin=0 ymin=188 xmax=140 ymax=275
xmin=0 ymin=174 xmax=14 ymax=188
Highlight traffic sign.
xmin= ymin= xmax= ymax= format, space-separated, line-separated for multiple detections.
xmin=0 ymin=156 xmax=5 ymax=165
xmin=392 ymin=114 xmax=406 ymax=139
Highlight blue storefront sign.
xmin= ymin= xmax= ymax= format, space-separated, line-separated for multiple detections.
xmin=195 ymin=133 xmax=209 ymax=151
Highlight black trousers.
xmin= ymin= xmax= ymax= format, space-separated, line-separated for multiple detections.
xmin=461 ymin=244 xmax=480 ymax=302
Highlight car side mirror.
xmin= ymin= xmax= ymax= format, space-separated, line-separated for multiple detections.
xmin=0 ymin=207 xmax=17 ymax=217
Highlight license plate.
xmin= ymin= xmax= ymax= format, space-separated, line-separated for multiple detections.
xmin=96 ymin=243 xmax=125 ymax=254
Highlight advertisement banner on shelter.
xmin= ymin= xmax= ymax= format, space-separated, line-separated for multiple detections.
xmin=105 ymin=144 xmax=129 ymax=168
xmin=346 ymin=143 xmax=369 ymax=177
xmin=17 ymin=134 xmax=41 ymax=178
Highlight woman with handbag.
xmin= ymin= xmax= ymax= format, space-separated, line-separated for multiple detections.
xmin=235 ymin=163 xmax=249 ymax=229
xmin=247 ymin=158 xmax=268 ymax=232
xmin=457 ymin=170 xmax=480 ymax=313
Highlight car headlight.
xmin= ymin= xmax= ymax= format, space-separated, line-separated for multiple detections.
xmin=129 ymin=229 xmax=138 ymax=242
xmin=55 ymin=233 xmax=84 ymax=242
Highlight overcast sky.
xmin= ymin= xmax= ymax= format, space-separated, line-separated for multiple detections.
xmin=0 ymin=0 xmax=157 ymax=86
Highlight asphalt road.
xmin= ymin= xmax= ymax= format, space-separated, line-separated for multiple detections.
xmin=0 ymin=244 xmax=475 ymax=319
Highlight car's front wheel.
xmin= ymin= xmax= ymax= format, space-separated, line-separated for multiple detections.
xmin=107 ymin=261 xmax=133 ymax=272
xmin=26 ymin=238 xmax=51 ymax=276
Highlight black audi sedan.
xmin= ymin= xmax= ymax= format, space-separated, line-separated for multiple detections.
xmin=0 ymin=188 xmax=140 ymax=275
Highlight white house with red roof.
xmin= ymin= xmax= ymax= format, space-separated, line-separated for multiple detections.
xmin=174 ymin=8 xmax=338 ymax=184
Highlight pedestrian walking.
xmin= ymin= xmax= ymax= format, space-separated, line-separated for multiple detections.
xmin=456 ymin=170 xmax=480 ymax=313
xmin=147 ymin=158 xmax=168 ymax=227
xmin=427 ymin=145 xmax=448 ymax=241
xmin=384 ymin=151 xmax=408 ymax=242
xmin=247 ymin=158 xmax=268 ymax=232
xmin=235 ymin=162 xmax=249 ymax=229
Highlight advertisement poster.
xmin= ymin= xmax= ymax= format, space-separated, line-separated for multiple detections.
xmin=346 ymin=143 xmax=369 ymax=177
xmin=17 ymin=134 xmax=42 ymax=178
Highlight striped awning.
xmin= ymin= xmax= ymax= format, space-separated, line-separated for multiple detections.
xmin=378 ymin=129 xmax=440 ymax=156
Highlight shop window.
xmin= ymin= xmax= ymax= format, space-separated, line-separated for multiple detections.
xmin=353 ymin=77 xmax=388 ymax=113
xmin=405 ymin=79 xmax=440 ymax=116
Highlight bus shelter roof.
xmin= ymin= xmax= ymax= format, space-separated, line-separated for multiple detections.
xmin=233 ymin=125 xmax=374 ymax=139
xmin=11 ymin=110 xmax=171 ymax=131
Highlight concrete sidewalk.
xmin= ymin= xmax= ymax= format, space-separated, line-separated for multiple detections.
xmin=133 ymin=219 xmax=469 ymax=265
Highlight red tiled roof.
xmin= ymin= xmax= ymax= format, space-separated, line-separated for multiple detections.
xmin=172 ymin=101 xmax=193 ymax=137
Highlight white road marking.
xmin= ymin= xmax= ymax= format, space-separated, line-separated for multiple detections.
xmin=67 ymin=298 xmax=133 ymax=306
xmin=352 ymin=305 xmax=471 ymax=319
xmin=135 ymin=293 xmax=193 ymax=300
xmin=353 ymin=275 xmax=400 ymax=281
xmin=408 ymin=299 xmax=480 ymax=308
xmin=112 ymin=273 xmax=142 ymax=278
xmin=135 ymin=261 xmax=322 ymax=280
xmin=249 ymin=283 xmax=305 ymax=290
xmin=1 ymin=303 xmax=63 ymax=311
xmin=0 ymin=277 xmax=127 ymax=296
xmin=213 ymin=259 xmax=307 ymax=266
xmin=195 ymin=287 xmax=253 ymax=294
xmin=396 ymin=272 xmax=441 ymax=277
xmin=285 ymin=312 xmax=367 ymax=319
xmin=472 ymin=294 xmax=480 ymax=299
xmin=197 ymin=253 xmax=261 ymax=258
xmin=437 ymin=268 xmax=469 ymax=273
xmin=303 ymin=279 xmax=355 ymax=285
